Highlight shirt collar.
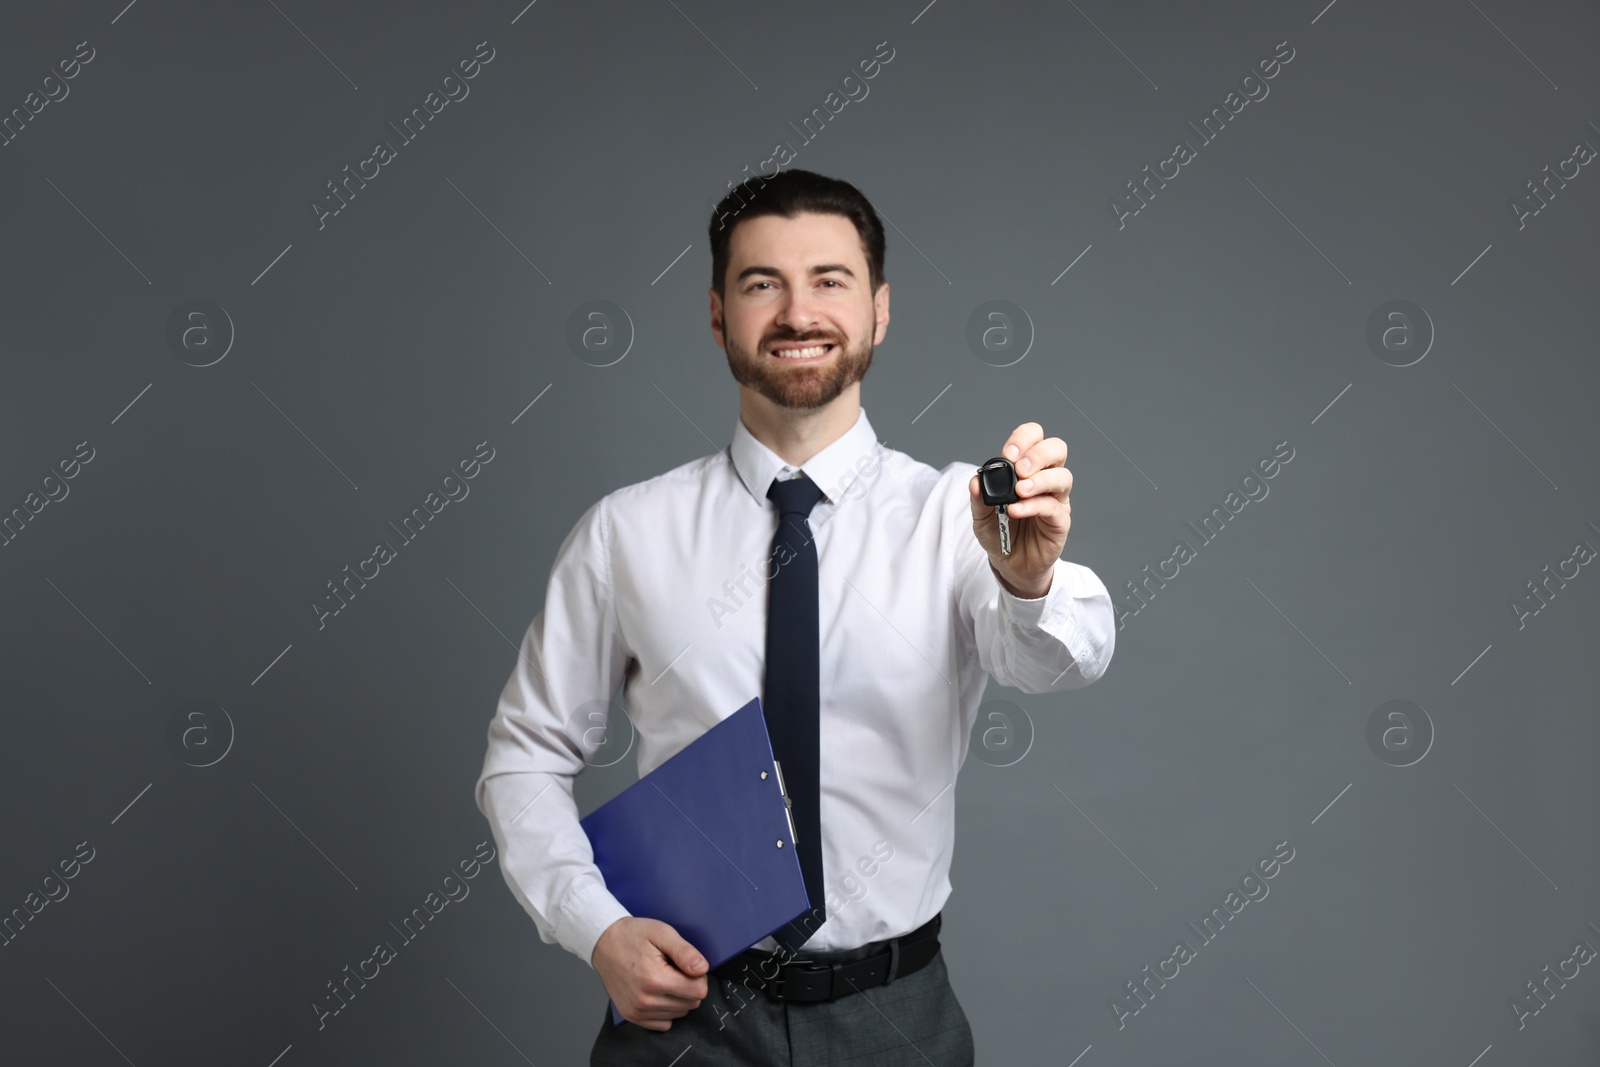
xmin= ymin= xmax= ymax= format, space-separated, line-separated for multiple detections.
xmin=729 ymin=406 xmax=881 ymax=507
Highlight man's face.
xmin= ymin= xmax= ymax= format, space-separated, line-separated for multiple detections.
xmin=710 ymin=211 xmax=889 ymax=411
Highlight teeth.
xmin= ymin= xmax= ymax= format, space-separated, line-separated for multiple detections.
xmin=774 ymin=345 xmax=830 ymax=359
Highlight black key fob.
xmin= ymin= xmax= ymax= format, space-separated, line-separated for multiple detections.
xmin=977 ymin=457 xmax=1019 ymax=506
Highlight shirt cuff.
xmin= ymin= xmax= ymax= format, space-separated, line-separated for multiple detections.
xmin=994 ymin=561 xmax=1053 ymax=615
xmin=556 ymin=876 xmax=633 ymax=970
xmin=998 ymin=558 xmax=1106 ymax=674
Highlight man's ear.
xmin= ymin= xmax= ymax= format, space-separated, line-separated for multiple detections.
xmin=872 ymin=282 xmax=890 ymax=344
xmin=708 ymin=287 xmax=725 ymax=348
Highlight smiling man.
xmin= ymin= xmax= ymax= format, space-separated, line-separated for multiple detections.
xmin=475 ymin=168 xmax=1116 ymax=1066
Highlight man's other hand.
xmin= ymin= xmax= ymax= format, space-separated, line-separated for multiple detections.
xmin=591 ymin=916 xmax=710 ymax=1031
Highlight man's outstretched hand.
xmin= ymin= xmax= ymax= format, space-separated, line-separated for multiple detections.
xmin=969 ymin=421 xmax=1073 ymax=599
xmin=591 ymin=916 xmax=710 ymax=1031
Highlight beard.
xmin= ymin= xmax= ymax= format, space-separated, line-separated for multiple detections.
xmin=724 ymin=325 xmax=876 ymax=410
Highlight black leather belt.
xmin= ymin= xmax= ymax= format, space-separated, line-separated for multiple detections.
xmin=711 ymin=912 xmax=941 ymax=1004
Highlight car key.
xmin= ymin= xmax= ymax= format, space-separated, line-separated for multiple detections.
xmin=977 ymin=456 xmax=1020 ymax=556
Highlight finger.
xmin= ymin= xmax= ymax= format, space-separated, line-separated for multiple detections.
xmin=1006 ymin=494 xmax=1070 ymax=523
xmin=1014 ymin=467 xmax=1072 ymax=499
xmin=1007 ymin=477 xmax=1073 ymax=517
xmin=659 ymin=930 xmax=709 ymax=978
xmin=1014 ymin=436 xmax=1066 ymax=478
xmin=969 ymin=473 xmax=995 ymax=519
xmin=658 ymin=987 xmax=706 ymax=1008
xmin=1002 ymin=423 xmax=1044 ymax=465
xmin=653 ymin=966 xmax=710 ymax=1002
xmin=640 ymin=990 xmax=704 ymax=1016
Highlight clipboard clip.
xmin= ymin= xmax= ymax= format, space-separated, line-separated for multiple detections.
xmin=772 ymin=760 xmax=799 ymax=847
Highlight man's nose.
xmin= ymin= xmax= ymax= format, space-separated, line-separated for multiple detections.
xmin=774 ymin=289 xmax=823 ymax=332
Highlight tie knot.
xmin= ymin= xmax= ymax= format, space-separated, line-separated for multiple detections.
xmin=767 ymin=473 xmax=825 ymax=518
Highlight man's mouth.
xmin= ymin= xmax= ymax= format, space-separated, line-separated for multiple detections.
xmin=768 ymin=342 xmax=836 ymax=361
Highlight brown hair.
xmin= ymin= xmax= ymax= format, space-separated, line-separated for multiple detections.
xmin=708 ymin=168 xmax=887 ymax=299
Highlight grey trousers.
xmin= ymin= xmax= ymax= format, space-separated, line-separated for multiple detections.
xmin=590 ymin=938 xmax=976 ymax=1066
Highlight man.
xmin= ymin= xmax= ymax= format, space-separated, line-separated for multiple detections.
xmin=475 ymin=168 xmax=1115 ymax=1065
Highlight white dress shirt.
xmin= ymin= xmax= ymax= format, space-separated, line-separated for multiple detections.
xmin=475 ymin=406 xmax=1115 ymax=969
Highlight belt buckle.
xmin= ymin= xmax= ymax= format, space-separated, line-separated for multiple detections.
xmin=772 ymin=960 xmax=837 ymax=1003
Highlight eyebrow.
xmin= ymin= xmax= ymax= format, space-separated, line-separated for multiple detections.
xmin=734 ymin=263 xmax=857 ymax=284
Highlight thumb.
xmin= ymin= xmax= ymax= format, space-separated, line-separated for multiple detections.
xmin=660 ymin=931 xmax=707 ymax=975
xmin=968 ymin=474 xmax=991 ymax=519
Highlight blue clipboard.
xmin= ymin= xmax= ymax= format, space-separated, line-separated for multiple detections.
xmin=579 ymin=696 xmax=812 ymax=1027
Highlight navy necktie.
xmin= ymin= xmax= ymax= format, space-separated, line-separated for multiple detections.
xmin=764 ymin=473 xmax=827 ymax=953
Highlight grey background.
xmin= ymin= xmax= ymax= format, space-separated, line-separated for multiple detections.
xmin=1 ymin=0 xmax=1597 ymax=1063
